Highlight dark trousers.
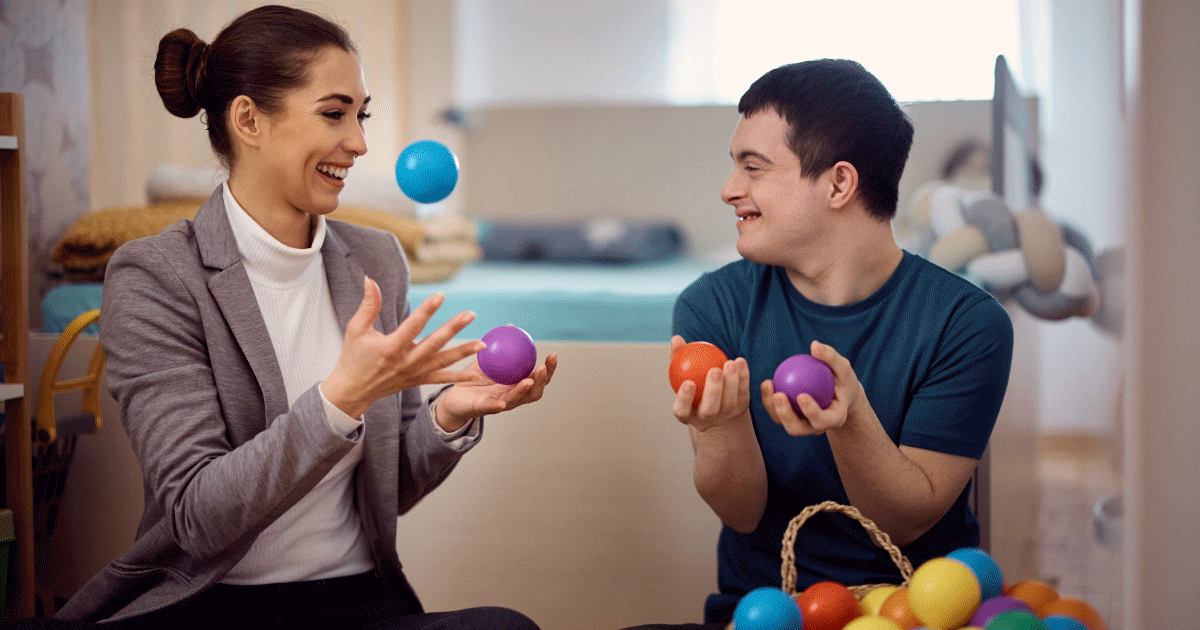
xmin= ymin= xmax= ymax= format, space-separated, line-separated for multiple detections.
xmin=619 ymin=619 xmax=720 ymax=624
xmin=6 ymin=572 xmax=539 ymax=630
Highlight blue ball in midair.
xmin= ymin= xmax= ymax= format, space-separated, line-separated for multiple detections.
xmin=395 ymin=139 xmax=459 ymax=204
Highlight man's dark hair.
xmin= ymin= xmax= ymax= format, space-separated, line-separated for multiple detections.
xmin=738 ymin=59 xmax=914 ymax=221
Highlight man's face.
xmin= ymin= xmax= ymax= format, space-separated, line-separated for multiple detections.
xmin=721 ymin=110 xmax=831 ymax=267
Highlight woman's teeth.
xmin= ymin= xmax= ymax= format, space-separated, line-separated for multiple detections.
xmin=317 ymin=164 xmax=347 ymax=180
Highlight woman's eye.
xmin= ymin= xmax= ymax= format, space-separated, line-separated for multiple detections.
xmin=323 ymin=111 xmax=345 ymax=120
xmin=357 ymin=112 xmax=372 ymax=123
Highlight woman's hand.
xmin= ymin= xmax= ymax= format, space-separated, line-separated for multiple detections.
xmin=434 ymin=353 xmax=558 ymax=432
xmin=322 ymin=277 xmax=487 ymax=418
xmin=670 ymin=335 xmax=751 ymax=432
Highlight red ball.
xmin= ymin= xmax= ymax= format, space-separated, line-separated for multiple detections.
xmin=669 ymin=341 xmax=728 ymax=407
xmin=796 ymin=581 xmax=861 ymax=630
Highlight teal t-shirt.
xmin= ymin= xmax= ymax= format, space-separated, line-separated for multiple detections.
xmin=672 ymin=252 xmax=1013 ymax=623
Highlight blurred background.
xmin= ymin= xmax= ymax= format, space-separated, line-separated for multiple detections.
xmin=2 ymin=1 xmax=1196 ymax=629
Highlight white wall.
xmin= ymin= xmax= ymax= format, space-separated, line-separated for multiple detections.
xmin=89 ymin=0 xmax=410 ymax=210
xmin=1124 ymin=1 xmax=1200 ymax=626
xmin=454 ymin=0 xmax=672 ymax=107
xmin=1024 ymin=0 xmax=1127 ymax=435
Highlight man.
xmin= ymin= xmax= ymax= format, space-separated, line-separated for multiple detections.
xmin=626 ymin=59 xmax=1013 ymax=628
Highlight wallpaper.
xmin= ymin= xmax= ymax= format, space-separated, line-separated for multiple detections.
xmin=0 ymin=0 xmax=90 ymax=329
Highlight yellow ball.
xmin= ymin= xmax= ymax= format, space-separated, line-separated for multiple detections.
xmin=842 ymin=616 xmax=904 ymax=630
xmin=907 ymin=557 xmax=982 ymax=629
xmin=859 ymin=585 xmax=900 ymax=616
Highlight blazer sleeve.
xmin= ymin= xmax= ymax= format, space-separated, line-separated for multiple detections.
xmin=100 ymin=236 xmax=360 ymax=561
xmin=365 ymin=231 xmax=481 ymax=515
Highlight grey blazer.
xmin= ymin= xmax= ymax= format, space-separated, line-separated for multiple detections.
xmin=58 ymin=189 xmax=470 ymax=622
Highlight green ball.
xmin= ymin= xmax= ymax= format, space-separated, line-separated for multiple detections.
xmin=985 ymin=609 xmax=1050 ymax=630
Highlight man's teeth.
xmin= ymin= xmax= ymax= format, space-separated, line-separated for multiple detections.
xmin=317 ymin=164 xmax=347 ymax=180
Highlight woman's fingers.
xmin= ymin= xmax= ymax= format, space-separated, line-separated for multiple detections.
xmin=346 ymin=277 xmax=383 ymax=337
xmin=392 ymin=292 xmax=448 ymax=345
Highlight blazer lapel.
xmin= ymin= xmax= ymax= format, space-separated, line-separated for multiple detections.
xmin=320 ymin=226 xmax=373 ymax=335
xmin=322 ymin=225 xmax=401 ymax=554
xmin=193 ymin=187 xmax=289 ymax=424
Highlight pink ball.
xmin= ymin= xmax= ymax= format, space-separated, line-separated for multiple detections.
xmin=773 ymin=354 xmax=835 ymax=414
xmin=478 ymin=325 xmax=537 ymax=385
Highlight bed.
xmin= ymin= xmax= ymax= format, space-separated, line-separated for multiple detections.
xmin=40 ymin=256 xmax=724 ymax=342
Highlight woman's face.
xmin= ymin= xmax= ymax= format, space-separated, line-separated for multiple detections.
xmin=255 ymin=46 xmax=370 ymax=218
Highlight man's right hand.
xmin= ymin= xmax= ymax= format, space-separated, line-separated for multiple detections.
xmin=670 ymin=335 xmax=751 ymax=432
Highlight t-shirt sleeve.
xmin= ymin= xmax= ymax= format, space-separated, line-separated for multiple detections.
xmin=899 ymin=296 xmax=1014 ymax=459
xmin=672 ymin=270 xmax=740 ymax=358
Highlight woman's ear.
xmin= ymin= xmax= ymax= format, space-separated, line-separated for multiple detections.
xmin=230 ymin=95 xmax=263 ymax=149
xmin=828 ymin=161 xmax=859 ymax=210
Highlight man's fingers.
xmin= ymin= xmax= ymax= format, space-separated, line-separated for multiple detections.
xmin=720 ymin=360 xmax=740 ymax=411
xmin=759 ymin=380 xmax=780 ymax=424
xmin=673 ymin=381 xmax=698 ymax=421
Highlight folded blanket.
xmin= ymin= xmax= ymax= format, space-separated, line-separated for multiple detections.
xmin=52 ymin=203 xmax=474 ymax=284
xmin=53 ymin=202 xmax=210 ymax=281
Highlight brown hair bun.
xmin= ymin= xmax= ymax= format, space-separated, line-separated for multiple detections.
xmin=155 ymin=28 xmax=208 ymax=119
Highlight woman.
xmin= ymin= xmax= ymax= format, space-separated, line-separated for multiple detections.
xmin=50 ymin=5 xmax=555 ymax=629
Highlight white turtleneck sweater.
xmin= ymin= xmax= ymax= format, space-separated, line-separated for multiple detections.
xmin=217 ymin=183 xmax=477 ymax=584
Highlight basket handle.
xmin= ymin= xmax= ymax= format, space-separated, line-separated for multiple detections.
xmin=780 ymin=501 xmax=914 ymax=596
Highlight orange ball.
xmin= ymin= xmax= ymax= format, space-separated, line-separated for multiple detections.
xmin=877 ymin=586 xmax=924 ymax=630
xmin=668 ymin=341 xmax=728 ymax=407
xmin=859 ymin=585 xmax=900 ymax=616
xmin=796 ymin=581 xmax=861 ymax=630
xmin=1039 ymin=597 xmax=1107 ymax=630
xmin=1004 ymin=579 xmax=1060 ymax=616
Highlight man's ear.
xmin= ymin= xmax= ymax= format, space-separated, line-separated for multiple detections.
xmin=230 ymin=95 xmax=263 ymax=149
xmin=828 ymin=161 xmax=859 ymax=210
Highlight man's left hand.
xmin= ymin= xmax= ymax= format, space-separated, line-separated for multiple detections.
xmin=760 ymin=340 xmax=867 ymax=436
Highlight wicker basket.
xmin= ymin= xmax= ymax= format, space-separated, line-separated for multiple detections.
xmin=728 ymin=501 xmax=914 ymax=630
xmin=781 ymin=501 xmax=914 ymax=599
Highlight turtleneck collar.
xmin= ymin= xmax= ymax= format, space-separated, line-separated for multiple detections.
xmin=222 ymin=182 xmax=327 ymax=287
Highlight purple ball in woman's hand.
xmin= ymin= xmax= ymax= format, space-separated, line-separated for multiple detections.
xmin=478 ymin=325 xmax=537 ymax=385
xmin=772 ymin=354 xmax=835 ymax=415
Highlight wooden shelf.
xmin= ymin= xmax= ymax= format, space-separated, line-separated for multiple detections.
xmin=0 ymin=383 xmax=23 ymax=402
xmin=2 ymin=91 xmax=35 ymax=621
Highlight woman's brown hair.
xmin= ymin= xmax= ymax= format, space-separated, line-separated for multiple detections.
xmin=154 ymin=5 xmax=356 ymax=166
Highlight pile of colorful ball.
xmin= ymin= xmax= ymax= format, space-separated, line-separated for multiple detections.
xmin=732 ymin=547 xmax=1106 ymax=630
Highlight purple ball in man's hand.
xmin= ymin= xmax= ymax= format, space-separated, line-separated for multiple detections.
xmin=772 ymin=354 xmax=835 ymax=415
xmin=478 ymin=325 xmax=537 ymax=385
